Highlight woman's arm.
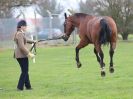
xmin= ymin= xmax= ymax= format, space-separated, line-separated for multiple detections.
xmin=17 ymin=33 xmax=29 ymax=56
xmin=26 ymin=39 xmax=35 ymax=44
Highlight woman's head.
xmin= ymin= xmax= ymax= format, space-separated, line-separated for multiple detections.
xmin=17 ymin=20 xmax=27 ymax=32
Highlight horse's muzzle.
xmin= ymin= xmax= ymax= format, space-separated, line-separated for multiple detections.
xmin=62 ymin=35 xmax=69 ymax=41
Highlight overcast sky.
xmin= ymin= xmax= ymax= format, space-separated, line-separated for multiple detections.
xmin=13 ymin=0 xmax=84 ymax=18
xmin=57 ymin=0 xmax=80 ymax=10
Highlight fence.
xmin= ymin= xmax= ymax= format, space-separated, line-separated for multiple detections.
xmin=0 ymin=17 xmax=77 ymax=49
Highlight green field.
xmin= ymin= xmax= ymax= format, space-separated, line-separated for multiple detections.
xmin=0 ymin=41 xmax=133 ymax=99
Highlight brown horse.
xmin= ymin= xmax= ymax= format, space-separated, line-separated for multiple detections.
xmin=62 ymin=13 xmax=117 ymax=77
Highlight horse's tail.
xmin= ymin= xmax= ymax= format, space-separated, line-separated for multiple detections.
xmin=99 ymin=19 xmax=111 ymax=45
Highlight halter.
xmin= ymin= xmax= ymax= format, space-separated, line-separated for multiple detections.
xmin=64 ymin=19 xmax=75 ymax=40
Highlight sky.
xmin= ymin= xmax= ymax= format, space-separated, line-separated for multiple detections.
xmin=13 ymin=0 xmax=82 ymax=19
xmin=57 ymin=0 xmax=80 ymax=11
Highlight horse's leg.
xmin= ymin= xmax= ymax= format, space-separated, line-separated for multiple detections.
xmin=99 ymin=50 xmax=106 ymax=77
xmin=75 ymin=39 xmax=88 ymax=68
xmin=75 ymin=47 xmax=81 ymax=68
xmin=94 ymin=48 xmax=100 ymax=63
xmin=109 ymin=42 xmax=116 ymax=73
xmin=95 ymin=44 xmax=105 ymax=77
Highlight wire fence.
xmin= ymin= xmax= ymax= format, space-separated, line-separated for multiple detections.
xmin=0 ymin=17 xmax=77 ymax=49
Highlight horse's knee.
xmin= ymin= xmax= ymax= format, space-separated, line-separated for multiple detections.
xmin=109 ymin=49 xmax=114 ymax=56
xmin=94 ymin=48 xmax=100 ymax=62
xmin=99 ymin=52 xmax=104 ymax=59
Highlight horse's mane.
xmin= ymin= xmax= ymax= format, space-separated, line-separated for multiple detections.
xmin=73 ymin=13 xmax=89 ymax=18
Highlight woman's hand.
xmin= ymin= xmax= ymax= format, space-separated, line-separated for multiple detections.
xmin=27 ymin=52 xmax=35 ymax=58
xmin=33 ymin=40 xmax=38 ymax=43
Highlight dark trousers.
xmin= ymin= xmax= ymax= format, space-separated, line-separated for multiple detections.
xmin=17 ymin=57 xmax=31 ymax=90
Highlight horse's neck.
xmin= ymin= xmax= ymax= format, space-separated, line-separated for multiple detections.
xmin=73 ymin=15 xmax=94 ymax=27
xmin=72 ymin=18 xmax=82 ymax=27
xmin=71 ymin=18 xmax=83 ymax=28
xmin=82 ymin=16 xmax=95 ymax=26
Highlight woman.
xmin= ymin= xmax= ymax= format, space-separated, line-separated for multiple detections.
xmin=14 ymin=20 xmax=36 ymax=91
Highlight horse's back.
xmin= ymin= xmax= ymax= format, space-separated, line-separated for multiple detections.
xmin=86 ymin=16 xmax=103 ymax=43
xmin=86 ymin=16 xmax=117 ymax=43
xmin=78 ymin=16 xmax=93 ymax=41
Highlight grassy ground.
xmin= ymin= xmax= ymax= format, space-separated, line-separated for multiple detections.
xmin=0 ymin=41 xmax=133 ymax=99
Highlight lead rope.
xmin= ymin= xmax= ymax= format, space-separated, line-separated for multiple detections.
xmin=31 ymin=35 xmax=36 ymax=63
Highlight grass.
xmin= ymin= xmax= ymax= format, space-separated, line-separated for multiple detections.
xmin=0 ymin=41 xmax=133 ymax=99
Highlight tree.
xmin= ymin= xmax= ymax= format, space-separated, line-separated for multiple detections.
xmin=0 ymin=0 xmax=34 ymax=18
xmin=79 ymin=0 xmax=133 ymax=40
xmin=79 ymin=0 xmax=96 ymax=15
xmin=35 ymin=0 xmax=63 ymax=17
xmin=96 ymin=0 xmax=133 ymax=40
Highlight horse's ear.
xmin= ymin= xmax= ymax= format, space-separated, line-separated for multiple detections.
xmin=64 ymin=13 xmax=67 ymax=19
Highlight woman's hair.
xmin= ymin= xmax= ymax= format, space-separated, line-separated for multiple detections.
xmin=17 ymin=20 xmax=27 ymax=31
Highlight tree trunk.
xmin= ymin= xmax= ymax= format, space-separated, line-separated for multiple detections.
xmin=121 ymin=33 xmax=128 ymax=40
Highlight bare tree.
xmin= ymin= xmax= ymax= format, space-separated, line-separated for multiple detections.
xmin=35 ymin=0 xmax=63 ymax=17
xmin=79 ymin=0 xmax=97 ymax=15
xmin=96 ymin=0 xmax=133 ymax=40
xmin=0 ymin=0 xmax=34 ymax=18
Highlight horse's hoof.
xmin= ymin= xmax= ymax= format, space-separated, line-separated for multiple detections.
xmin=77 ymin=62 xmax=82 ymax=68
xmin=101 ymin=71 xmax=106 ymax=77
xmin=109 ymin=67 xmax=114 ymax=73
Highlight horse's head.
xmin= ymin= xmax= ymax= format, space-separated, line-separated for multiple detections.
xmin=62 ymin=13 xmax=75 ymax=41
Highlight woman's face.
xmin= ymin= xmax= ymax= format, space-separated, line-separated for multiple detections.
xmin=21 ymin=26 xmax=27 ymax=32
